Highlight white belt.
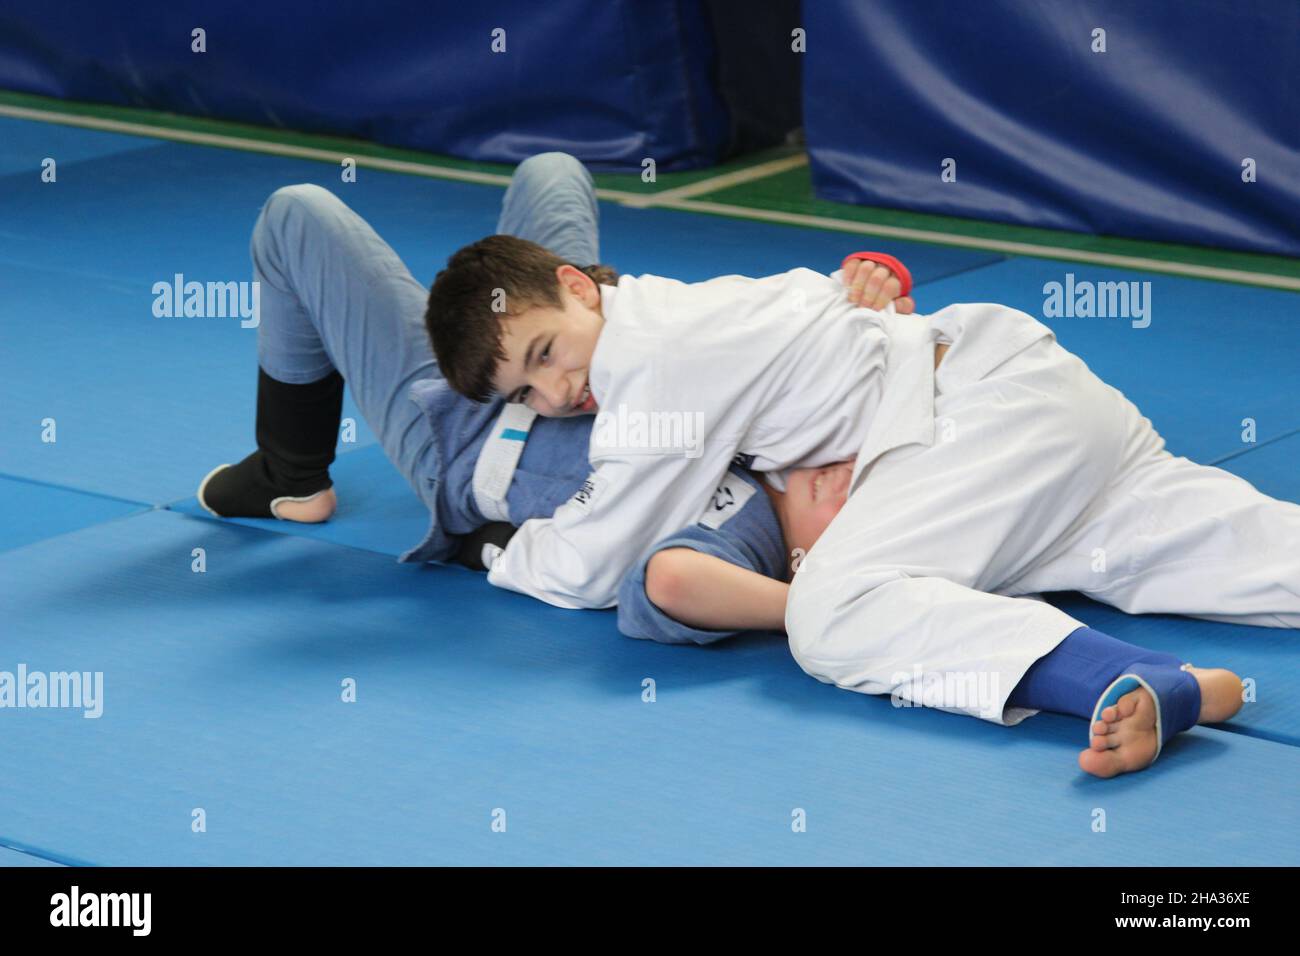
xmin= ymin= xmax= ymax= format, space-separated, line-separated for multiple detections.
xmin=472 ymin=403 xmax=538 ymax=522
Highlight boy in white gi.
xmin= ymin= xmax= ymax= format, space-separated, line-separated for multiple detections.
xmin=427 ymin=237 xmax=1297 ymax=777
xmin=429 ymin=240 xmax=911 ymax=607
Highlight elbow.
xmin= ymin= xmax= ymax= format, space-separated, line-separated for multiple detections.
xmin=645 ymin=549 xmax=693 ymax=620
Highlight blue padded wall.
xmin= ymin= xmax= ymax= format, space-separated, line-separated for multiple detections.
xmin=0 ymin=1 xmax=731 ymax=171
xmin=803 ymin=0 xmax=1300 ymax=256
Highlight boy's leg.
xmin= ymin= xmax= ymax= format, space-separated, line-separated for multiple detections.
xmin=1008 ymin=625 xmax=1244 ymax=777
xmin=208 ymin=155 xmax=602 ymax=540
xmin=249 ymin=183 xmax=441 ymax=509
xmin=201 ymin=179 xmax=431 ymax=520
xmin=496 ymin=152 xmax=601 ymax=263
xmin=786 ymin=336 xmax=1131 ymax=725
xmin=1007 ymin=626 xmax=1187 ymax=718
xmin=1009 ymin=397 xmax=1300 ymax=628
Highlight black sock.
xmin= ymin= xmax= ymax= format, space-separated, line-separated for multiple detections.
xmin=254 ymin=367 xmax=343 ymax=492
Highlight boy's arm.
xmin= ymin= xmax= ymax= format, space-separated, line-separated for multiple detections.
xmin=486 ymin=453 xmax=732 ymax=610
xmin=644 ymin=548 xmax=788 ymax=632
xmin=616 ymin=467 xmax=790 ymax=643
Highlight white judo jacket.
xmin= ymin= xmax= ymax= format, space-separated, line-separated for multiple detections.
xmin=487 ymin=266 xmax=922 ymax=609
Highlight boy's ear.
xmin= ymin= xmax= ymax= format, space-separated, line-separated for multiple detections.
xmin=556 ymin=263 xmax=599 ymax=306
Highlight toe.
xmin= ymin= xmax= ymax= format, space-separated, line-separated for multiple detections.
xmin=1117 ymin=690 xmax=1143 ymax=718
xmin=1079 ymin=747 xmax=1121 ymax=779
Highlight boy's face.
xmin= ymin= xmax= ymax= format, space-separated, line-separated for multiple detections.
xmin=764 ymin=460 xmax=855 ymax=572
xmin=494 ymin=265 xmax=605 ymax=417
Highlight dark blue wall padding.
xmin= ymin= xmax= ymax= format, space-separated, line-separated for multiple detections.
xmin=0 ymin=2 xmax=730 ymax=171
xmin=702 ymin=0 xmax=803 ymax=156
xmin=803 ymin=0 xmax=1300 ymax=257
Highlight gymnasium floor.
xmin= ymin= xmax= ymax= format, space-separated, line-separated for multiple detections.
xmin=1 ymin=99 xmax=1298 ymax=866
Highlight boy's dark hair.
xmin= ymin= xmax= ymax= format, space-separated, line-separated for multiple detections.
xmin=425 ymin=235 xmax=618 ymax=403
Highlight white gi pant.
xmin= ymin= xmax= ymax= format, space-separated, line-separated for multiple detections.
xmin=785 ymin=304 xmax=1300 ymax=726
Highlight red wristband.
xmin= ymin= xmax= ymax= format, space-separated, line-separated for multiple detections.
xmin=841 ymin=251 xmax=912 ymax=297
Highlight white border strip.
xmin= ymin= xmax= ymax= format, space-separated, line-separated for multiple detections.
xmin=3 ymin=102 xmax=1297 ymax=291
xmin=0 ymin=103 xmax=518 ymax=188
xmin=656 ymin=199 xmax=1300 ymax=291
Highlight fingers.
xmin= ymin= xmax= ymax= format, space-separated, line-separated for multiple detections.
xmin=845 ymin=261 xmax=878 ymax=305
xmin=840 ymin=257 xmax=862 ymax=295
xmin=843 ymin=258 xmax=915 ymax=312
xmin=846 ymin=262 xmax=903 ymax=309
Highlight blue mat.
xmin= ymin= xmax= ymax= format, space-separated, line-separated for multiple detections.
xmin=0 ymin=475 xmax=145 ymax=554
xmin=0 ymin=259 xmax=377 ymax=504
xmin=1217 ymin=431 xmax=1300 ymax=502
xmin=0 ymin=845 xmax=64 ymax=868
xmin=599 ymin=202 xmax=1005 ymax=288
xmin=2 ymin=115 xmax=1298 ymax=866
xmin=0 ymin=115 xmax=158 ymax=178
xmin=0 ymin=509 xmax=1296 ymax=866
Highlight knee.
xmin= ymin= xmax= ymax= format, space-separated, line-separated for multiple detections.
xmin=252 ymin=184 xmax=339 ymax=269
xmin=785 ymin=568 xmax=837 ymax=673
xmin=510 ymin=152 xmax=591 ymax=190
xmin=258 ymin=184 xmax=338 ymax=235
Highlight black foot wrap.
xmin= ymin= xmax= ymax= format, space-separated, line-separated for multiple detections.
xmin=454 ymin=522 xmax=518 ymax=571
xmin=199 ymin=451 xmax=332 ymax=518
xmin=199 ymin=367 xmax=343 ymax=518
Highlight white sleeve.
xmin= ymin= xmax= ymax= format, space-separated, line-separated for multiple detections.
xmin=485 ymin=452 xmax=730 ymax=610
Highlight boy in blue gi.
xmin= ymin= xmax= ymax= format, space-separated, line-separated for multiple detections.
xmin=194 ymin=150 xmax=901 ymax=584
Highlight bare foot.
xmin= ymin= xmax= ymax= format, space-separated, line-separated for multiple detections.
xmin=1078 ymin=666 xmax=1244 ymax=778
xmin=1079 ymin=685 xmax=1160 ymax=778
xmin=1186 ymin=666 xmax=1244 ymax=724
xmin=272 ymin=487 xmax=337 ymax=523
